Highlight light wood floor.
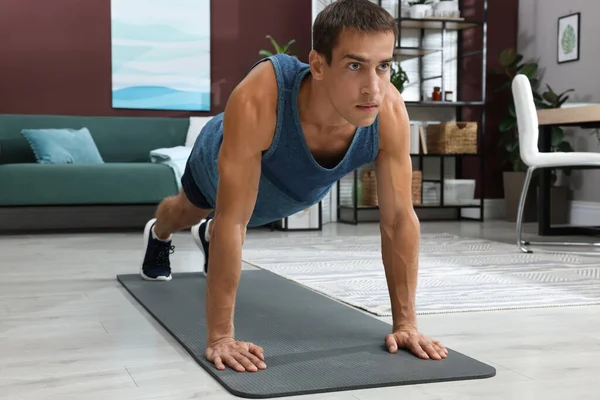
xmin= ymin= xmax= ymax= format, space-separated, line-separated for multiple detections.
xmin=1 ymin=220 xmax=599 ymax=399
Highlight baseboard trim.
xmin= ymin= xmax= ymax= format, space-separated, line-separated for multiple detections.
xmin=569 ymin=201 xmax=600 ymax=226
xmin=460 ymin=199 xmax=506 ymax=220
xmin=461 ymin=199 xmax=600 ymax=224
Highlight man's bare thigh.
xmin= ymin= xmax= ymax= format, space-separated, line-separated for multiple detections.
xmin=177 ymin=188 xmax=213 ymax=221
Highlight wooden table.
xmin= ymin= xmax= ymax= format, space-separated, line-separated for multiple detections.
xmin=536 ymin=105 xmax=600 ymax=236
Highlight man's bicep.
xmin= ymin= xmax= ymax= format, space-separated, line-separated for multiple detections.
xmin=215 ymin=146 xmax=262 ymax=227
xmin=214 ymin=89 xmax=273 ymax=226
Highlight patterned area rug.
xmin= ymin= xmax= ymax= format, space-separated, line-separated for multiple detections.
xmin=242 ymin=233 xmax=600 ymax=316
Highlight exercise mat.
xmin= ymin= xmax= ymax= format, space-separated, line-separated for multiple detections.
xmin=117 ymin=270 xmax=495 ymax=398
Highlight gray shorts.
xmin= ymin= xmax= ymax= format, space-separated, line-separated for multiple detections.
xmin=180 ymin=161 xmax=213 ymax=210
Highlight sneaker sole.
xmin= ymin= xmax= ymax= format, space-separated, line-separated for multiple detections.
xmin=191 ymin=220 xmax=208 ymax=276
xmin=140 ymin=218 xmax=172 ymax=282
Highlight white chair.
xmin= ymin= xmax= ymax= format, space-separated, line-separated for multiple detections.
xmin=512 ymin=74 xmax=600 ymax=253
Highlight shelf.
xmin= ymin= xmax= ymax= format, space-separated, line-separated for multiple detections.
xmin=341 ymin=205 xmax=379 ymax=210
xmin=394 ymin=47 xmax=439 ymax=60
xmin=398 ymin=18 xmax=481 ymax=30
xmin=338 ymin=0 xmax=488 ymax=225
xmin=339 ymin=204 xmax=482 ymax=210
xmin=405 ymin=101 xmax=485 ymax=107
xmin=415 ymin=204 xmax=482 ymax=209
xmin=409 ymin=153 xmax=481 ymax=157
xmin=395 ymin=47 xmax=483 ymax=60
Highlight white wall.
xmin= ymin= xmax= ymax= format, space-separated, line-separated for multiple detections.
xmin=518 ymin=0 xmax=600 ymax=202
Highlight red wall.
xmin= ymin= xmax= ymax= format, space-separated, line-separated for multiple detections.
xmin=459 ymin=0 xmax=520 ymax=199
xmin=0 ymin=0 xmax=517 ymax=199
xmin=0 ymin=0 xmax=311 ymax=117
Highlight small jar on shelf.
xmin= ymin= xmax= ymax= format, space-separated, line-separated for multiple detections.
xmin=432 ymin=86 xmax=442 ymax=101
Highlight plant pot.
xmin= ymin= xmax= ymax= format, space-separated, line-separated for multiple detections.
xmin=503 ymin=171 xmax=537 ymax=222
xmin=410 ymin=4 xmax=432 ymax=19
xmin=433 ymin=0 xmax=460 ymax=18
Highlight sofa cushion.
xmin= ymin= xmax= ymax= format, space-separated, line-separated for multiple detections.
xmin=21 ymin=127 xmax=104 ymax=164
xmin=0 ymin=163 xmax=179 ymax=206
xmin=185 ymin=116 xmax=213 ymax=146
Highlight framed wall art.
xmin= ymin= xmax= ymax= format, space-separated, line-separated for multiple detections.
xmin=557 ymin=12 xmax=580 ymax=64
xmin=110 ymin=0 xmax=211 ymax=111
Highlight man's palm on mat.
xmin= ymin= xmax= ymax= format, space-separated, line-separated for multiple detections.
xmin=386 ymin=329 xmax=448 ymax=360
xmin=205 ymin=330 xmax=447 ymax=372
xmin=205 ymin=338 xmax=267 ymax=372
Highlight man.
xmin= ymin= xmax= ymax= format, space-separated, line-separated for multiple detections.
xmin=140 ymin=0 xmax=448 ymax=373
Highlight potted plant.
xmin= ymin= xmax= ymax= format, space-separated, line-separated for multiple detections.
xmin=390 ymin=63 xmax=409 ymax=93
xmin=408 ymin=0 xmax=433 ymax=18
xmin=258 ymin=35 xmax=297 ymax=59
xmin=496 ymin=47 xmax=575 ymax=223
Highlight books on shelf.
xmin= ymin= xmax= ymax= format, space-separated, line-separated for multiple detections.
xmin=409 ymin=122 xmax=428 ymax=154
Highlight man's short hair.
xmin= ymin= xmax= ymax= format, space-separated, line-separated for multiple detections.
xmin=312 ymin=0 xmax=398 ymax=65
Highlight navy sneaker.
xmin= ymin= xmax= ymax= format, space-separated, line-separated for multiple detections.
xmin=191 ymin=217 xmax=211 ymax=276
xmin=140 ymin=218 xmax=175 ymax=281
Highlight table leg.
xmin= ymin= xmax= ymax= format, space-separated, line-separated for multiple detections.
xmin=537 ymin=125 xmax=551 ymax=236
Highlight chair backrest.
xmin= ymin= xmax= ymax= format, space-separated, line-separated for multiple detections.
xmin=511 ymin=74 xmax=539 ymax=166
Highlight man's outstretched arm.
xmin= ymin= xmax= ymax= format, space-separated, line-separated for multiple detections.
xmin=375 ymin=86 xmax=448 ymax=360
xmin=204 ymin=62 xmax=277 ymax=372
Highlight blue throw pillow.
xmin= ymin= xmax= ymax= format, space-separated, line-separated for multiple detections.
xmin=21 ymin=127 xmax=104 ymax=164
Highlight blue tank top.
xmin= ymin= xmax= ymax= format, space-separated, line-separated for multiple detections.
xmin=189 ymin=54 xmax=380 ymax=227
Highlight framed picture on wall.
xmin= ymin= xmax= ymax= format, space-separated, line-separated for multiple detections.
xmin=557 ymin=12 xmax=580 ymax=64
xmin=110 ymin=0 xmax=211 ymax=111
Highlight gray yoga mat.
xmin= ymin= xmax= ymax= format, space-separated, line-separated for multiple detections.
xmin=117 ymin=270 xmax=495 ymax=398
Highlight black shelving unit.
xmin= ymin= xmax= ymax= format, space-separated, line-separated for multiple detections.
xmin=270 ymin=201 xmax=323 ymax=231
xmin=337 ymin=0 xmax=488 ymax=224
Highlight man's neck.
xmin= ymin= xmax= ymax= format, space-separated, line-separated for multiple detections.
xmin=297 ymin=74 xmax=351 ymax=133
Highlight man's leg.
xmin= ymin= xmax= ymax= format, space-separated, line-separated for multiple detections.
xmin=141 ymin=163 xmax=213 ymax=281
xmin=152 ymin=188 xmax=210 ymax=240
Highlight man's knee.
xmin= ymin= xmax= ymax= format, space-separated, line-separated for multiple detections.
xmin=179 ymin=190 xmax=212 ymax=219
xmin=159 ymin=190 xmax=210 ymax=225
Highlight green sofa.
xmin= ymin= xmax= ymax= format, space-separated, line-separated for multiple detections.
xmin=0 ymin=114 xmax=190 ymax=233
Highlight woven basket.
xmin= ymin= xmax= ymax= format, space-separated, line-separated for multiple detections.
xmin=360 ymin=169 xmax=423 ymax=207
xmin=412 ymin=170 xmax=422 ymax=205
xmin=426 ymin=122 xmax=478 ymax=154
xmin=361 ymin=169 xmax=378 ymax=207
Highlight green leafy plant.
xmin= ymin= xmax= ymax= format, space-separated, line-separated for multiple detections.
xmin=390 ymin=64 xmax=409 ymax=93
xmin=496 ymin=47 xmax=574 ymax=180
xmin=258 ymin=35 xmax=297 ymax=58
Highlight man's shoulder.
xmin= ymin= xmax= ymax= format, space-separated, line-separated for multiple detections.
xmin=235 ymin=60 xmax=279 ymax=104
xmin=221 ymin=61 xmax=279 ymax=133
xmin=379 ymin=85 xmax=407 ymax=122
xmin=220 ymin=61 xmax=278 ymax=152
xmin=377 ymin=86 xmax=409 ymax=150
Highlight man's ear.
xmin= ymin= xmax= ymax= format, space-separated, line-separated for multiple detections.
xmin=308 ymin=50 xmax=326 ymax=80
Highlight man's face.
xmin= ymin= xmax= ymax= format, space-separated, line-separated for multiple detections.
xmin=312 ymin=28 xmax=396 ymax=127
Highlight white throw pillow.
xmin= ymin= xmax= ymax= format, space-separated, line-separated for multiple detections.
xmin=185 ymin=116 xmax=213 ymax=147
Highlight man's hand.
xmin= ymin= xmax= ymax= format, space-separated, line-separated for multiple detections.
xmin=385 ymin=328 xmax=448 ymax=360
xmin=205 ymin=337 xmax=267 ymax=372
